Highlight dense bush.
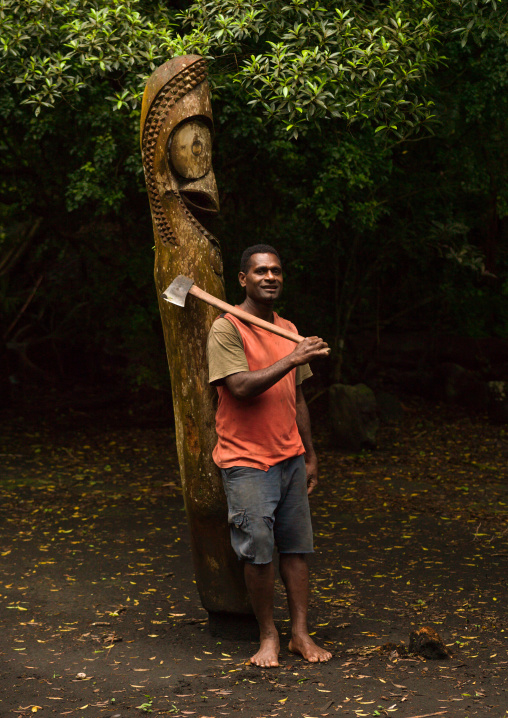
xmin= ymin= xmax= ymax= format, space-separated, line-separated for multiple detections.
xmin=1 ymin=0 xmax=507 ymax=389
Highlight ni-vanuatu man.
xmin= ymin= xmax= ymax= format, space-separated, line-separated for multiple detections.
xmin=206 ymin=244 xmax=332 ymax=667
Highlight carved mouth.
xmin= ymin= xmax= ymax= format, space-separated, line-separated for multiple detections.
xmin=180 ymin=190 xmax=219 ymax=216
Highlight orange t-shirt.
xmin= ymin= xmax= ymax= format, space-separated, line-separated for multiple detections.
xmin=211 ymin=313 xmax=305 ymax=471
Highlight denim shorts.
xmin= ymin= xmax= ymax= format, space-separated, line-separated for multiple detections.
xmin=221 ymin=455 xmax=314 ymax=565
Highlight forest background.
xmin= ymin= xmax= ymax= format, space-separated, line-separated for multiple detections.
xmin=1 ymin=0 xmax=508 ymax=404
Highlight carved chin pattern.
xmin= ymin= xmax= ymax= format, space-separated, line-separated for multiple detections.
xmin=141 ymin=57 xmax=223 ymax=276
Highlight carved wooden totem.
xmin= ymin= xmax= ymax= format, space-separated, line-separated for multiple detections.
xmin=140 ymin=56 xmax=251 ymax=621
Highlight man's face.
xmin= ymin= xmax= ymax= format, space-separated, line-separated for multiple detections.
xmin=239 ymin=253 xmax=283 ymax=304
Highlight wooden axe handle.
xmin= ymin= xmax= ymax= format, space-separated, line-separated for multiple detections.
xmin=189 ymin=284 xmax=305 ymax=344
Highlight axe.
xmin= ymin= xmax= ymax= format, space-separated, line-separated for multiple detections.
xmin=162 ymin=275 xmax=308 ymax=344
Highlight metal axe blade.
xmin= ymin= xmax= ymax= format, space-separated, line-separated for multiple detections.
xmin=161 ymin=275 xmax=195 ymax=307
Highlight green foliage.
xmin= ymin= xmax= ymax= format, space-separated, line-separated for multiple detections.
xmin=0 ymin=0 xmax=201 ymax=114
xmin=211 ymin=23 xmax=508 ymax=367
xmin=66 ymin=134 xmax=126 ymax=211
xmin=182 ymin=0 xmax=506 ymax=137
xmin=183 ymin=0 xmax=441 ymax=138
xmin=301 ymin=134 xmax=391 ymax=230
xmin=1 ymin=0 xmax=505 ymax=130
xmin=137 ymin=695 xmax=153 ymax=713
xmin=1 ymin=0 xmax=507 ymax=390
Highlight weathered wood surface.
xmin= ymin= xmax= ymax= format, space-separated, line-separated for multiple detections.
xmin=140 ymin=56 xmax=250 ymax=616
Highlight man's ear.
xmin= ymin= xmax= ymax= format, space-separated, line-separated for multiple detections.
xmin=238 ymin=271 xmax=246 ymax=287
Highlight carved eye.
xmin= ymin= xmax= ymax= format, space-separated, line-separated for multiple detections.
xmin=169 ymin=120 xmax=212 ymax=179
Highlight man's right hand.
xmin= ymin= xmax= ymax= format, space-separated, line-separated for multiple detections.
xmin=290 ymin=336 xmax=329 ymax=366
xmin=225 ymin=336 xmax=329 ymax=400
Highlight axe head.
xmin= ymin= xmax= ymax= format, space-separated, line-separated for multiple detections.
xmin=161 ymin=275 xmax=194 ymax=307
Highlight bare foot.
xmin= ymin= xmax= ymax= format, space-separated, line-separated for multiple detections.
xmin=249 ymin=633 xmax=280 ymax=668
xmin=289 ymin=634 xmax=332 ymax=663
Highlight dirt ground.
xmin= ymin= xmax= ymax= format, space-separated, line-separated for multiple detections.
xmin=1 ymin=392 xmax=508 ymax=718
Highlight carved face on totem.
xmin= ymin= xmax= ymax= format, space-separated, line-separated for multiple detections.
xmin=140 ymin=55 xmax=223 ymax=276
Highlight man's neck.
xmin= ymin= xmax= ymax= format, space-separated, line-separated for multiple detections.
xmin=239 ymin=296 xmax=275 ymax=322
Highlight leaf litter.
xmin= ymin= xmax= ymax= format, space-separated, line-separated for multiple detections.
xmin=0 ymin=396 xmax=507 ymax=716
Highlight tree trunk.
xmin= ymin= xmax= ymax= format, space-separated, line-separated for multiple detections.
xmin=140 ymin=56 xmax=251 ymax=617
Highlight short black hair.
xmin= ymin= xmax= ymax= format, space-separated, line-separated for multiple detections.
xmin=240 ymin=244 xmax=281 ymax=274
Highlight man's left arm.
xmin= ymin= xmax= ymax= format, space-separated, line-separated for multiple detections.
xmin=295 ymin=384 xmax=318 ymax=495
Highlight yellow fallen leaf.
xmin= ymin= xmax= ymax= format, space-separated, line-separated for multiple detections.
xmin=279 ymin=697 xmax=288 ymax=703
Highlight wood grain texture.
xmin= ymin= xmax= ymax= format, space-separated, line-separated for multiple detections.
xmin=141 ymin=56 xmax=250 ymax=616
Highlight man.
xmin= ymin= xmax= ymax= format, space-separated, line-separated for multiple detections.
xmin=207 ymin=244 xmax=332 ymax=668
